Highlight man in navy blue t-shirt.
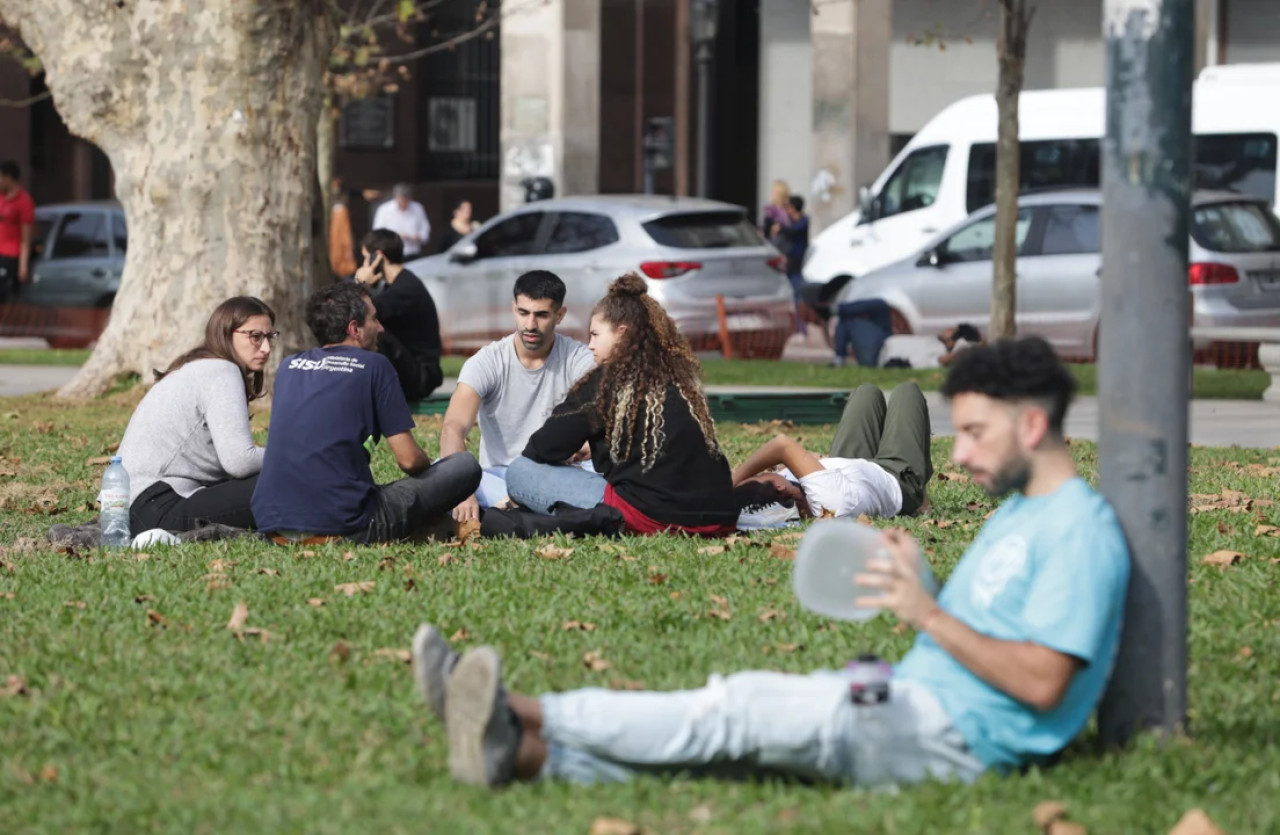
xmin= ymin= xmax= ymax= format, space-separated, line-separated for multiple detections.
xmin=252 ymin=283 xmax=480 ymax=543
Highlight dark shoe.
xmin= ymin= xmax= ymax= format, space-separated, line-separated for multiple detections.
xmin=445 ymin=646 xmax=520 ymax=787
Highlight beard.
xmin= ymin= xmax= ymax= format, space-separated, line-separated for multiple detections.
xmin=982 ymin=454 xmax=1032 ymax=497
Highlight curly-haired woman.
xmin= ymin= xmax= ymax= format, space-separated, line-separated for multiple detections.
xmin=504 ymin=274 xmax=738 ymax=535
xmin=117 ymin=296 xmax=276 ymax=534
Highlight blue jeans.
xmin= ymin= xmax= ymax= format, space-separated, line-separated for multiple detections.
xmin=539 ymin=674 xmax=983 ymax=787
xmin=834 ymin=299 xmax=893 ymax=366
xmin=475 ymin=467 xmax=510 ymax=509
xmin=505 ymin=456 xmax=607 ymax=514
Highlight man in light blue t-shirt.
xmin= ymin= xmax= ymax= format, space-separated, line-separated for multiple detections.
xmin=411 ymin=336 xmax=1131 ymax=790
xmin=439 ymin=270 xmax=596 ymax=522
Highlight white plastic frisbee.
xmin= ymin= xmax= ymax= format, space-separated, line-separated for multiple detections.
xmin=793 ymin=519 xmax=938 ymax=621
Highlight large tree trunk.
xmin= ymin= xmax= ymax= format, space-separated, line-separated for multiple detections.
xmin=0 ymin=0 xmax=337 ymax=397
xmin=991 ymin=0 xmax=1033 ymax=341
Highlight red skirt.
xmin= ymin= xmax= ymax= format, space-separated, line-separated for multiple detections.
xmin=603 ymin=484 xmax=737 ymax=537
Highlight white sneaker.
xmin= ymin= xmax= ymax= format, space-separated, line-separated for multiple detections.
xmin=736 ymin=502 xmax=801 ymax=530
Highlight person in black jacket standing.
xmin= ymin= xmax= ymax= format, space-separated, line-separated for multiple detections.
xmin=354 ymin=229 xmax=444 ymax=400
xmin=505 ymin=273 xmax=737 ymax=535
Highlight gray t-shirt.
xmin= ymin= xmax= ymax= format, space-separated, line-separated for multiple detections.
xmin=457 ymin=334 xmax=596 ymax=469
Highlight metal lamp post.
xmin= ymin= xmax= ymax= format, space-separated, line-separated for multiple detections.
xmin=690 ymin=0 xmax=718 ymax=198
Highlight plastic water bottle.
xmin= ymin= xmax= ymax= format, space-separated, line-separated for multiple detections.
xmin=846 ymin=654 xmax=892 ymax=705
xmin=100 ymin=456 xmax=131 ymax=548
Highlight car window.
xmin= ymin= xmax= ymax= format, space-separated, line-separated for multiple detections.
xmin=112 ymin=213 xmax=128 ymax=254
xmin=966 ymin=139 xmax=1100 ymax=214
xmin=473 ymin=212 xmax=545 ymax=258
xmin=642 ymin=212 xmax=766 ymax=249
xmin=1194 ymin=133 xmax=1277 ymax=202
xmin=877 ymin=145 xmax=948 ymax=220
xmin=545 ymin=212 xmax=620 ymax=254
xmin=942 ymin=209 xmax=1032 ymax=263
xmin=1038 ymin=204 xmax=1100 ymax=255
xmin=50 ymin=211 xmax=110 ymax=259
xmin=1192 ymin=202 xmax=1280 ymax=253
xmin=31 ymin=214 xmax=57 ymax=260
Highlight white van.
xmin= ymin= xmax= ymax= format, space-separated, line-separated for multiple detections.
xmin=803 ymin=65 xmax=1280 ymax=285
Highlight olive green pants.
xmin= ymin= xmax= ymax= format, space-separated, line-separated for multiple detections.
xmin=828 ymin=383 xmax=933 ymax=515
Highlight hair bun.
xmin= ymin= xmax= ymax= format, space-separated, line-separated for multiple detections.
xmin=609 ymin=273 xmax=649 ymax=297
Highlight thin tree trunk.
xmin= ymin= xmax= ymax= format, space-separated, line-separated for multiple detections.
xmin=0 ymin=0 xmax=337 ymax=397
xmin=991 ymin=0 xmax=1033 ymax=341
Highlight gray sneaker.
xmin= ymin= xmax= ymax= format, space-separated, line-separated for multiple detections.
xmin=411 ymin=624 xmax=458 ymax=723
xmin=445 ymin=646 xmax=520 ymax=787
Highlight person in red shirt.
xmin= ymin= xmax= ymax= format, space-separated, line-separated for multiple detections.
xmin=0 ymin=161 xmax=36 ymax=303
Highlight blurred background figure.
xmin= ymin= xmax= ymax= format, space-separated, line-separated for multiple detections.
xmin=373 ymin=183 xmax=432 ymax=258
xmin=438 ymin=199 xmax=480 ymax=253
xmin=761 ymin=179 xmax=790 ymax=237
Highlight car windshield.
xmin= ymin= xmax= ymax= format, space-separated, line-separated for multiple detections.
xmin=1192 ymin=201 xmax=1280 ymax=253
xmin=642 ymin=212 xmax=766 ymax=249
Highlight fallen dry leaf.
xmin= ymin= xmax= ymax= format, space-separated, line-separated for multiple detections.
xmin=3 ymin=675 xmax=28 ymax=697
xmin=588 ymin=818 xmax=643 ymax=835
xmin=1047 ymin=822 xmax=1086 ymax=835
xmin=1238 ymin=645 xmax=1254 ymax=659
xmin=146 ymin=610 xmax=168 ymax=628
xmin=1202 ymin=550 xmax=1245 ymax=568
xmin=330 ymin=641 xmax=352 ymax=664
xmin=226 ymin=601 xmax=249 ymax=632
xmin=438 ymin=552 xmax=457 ymax=566
xmin=374 ymin=648 xmax=412 ymax=664
xmin=341 ymin=551 xmax=355 ymax=562
xmin=582 ymin=650 xmax=611 ymax=672
xmin=449 ymin=627 xmax=470 ymax=642
xmin=64 ymin=600 xmax=85 ymax=610
xmin=688 ymin=803 xmax=714 ymax=824
xmin=772 ymin=531 xmax=804 ymax=542
xmin=1033 ymin=801 xmax=1069 ymax=829
xmin=239 ymin=628 xmax=271 ymax=643
xmin=669 ymin=591 xmax=683 ymax=599
xmin=85 ymin=456 xmax=112 ymax=466
xmin=646 ymin=572 xmax=667 ymax=585
xmin=257 ymin=568 xmax=279 ymax=577
xmin=697 ymin=545 xmax=725 ymax=556
xmin=1254 ymin=524 xmax=1280 ymax=537
xmin=457 ymin=518 xmax=482 ymax=542
xmin=762 ymin=642 xmax=802 ymax=654
xmin=769 ymin=543 xmax=796 ymax=560
xmin=0 ymin=559 xmax=13 ymax=573
xmin=133 ymin=595 xmax=154 ymax=604
xmin=307 ymin=597 xmax=326 ymax=607
xmin=757 ymin=607 xmax=786 ymax=623
xmin=1167 ymin=808 xmax=1225 ymax=835
xmin=856 ymin=513 xmax=873 ymax=525
xmin=133 ymin=552 xmax=151 ymax=562
xmin=300 ymin=550 xmax=317 ymax=558
xmin=562 ymin=620 xmax=597 ymax=632
xmin=38 ymin=765 xmax=58 ymax=783
xmin=535 ymin=544 xmax=574 ymax=560
xmin=0 ymin=591 xmax=13 ymax=600
xmin=334 ymin=581 xmax=376 ymax=596
xmin=614 ymin=554 xmax=638 ymax=562
xmin=609 ymin=678 xmax=647 ymax=691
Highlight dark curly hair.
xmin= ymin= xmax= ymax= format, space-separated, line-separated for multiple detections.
xmin=941 ymin=336 xmax=1077 ymax=436
xmin=306 ymin=281 xmax=371 ymax=346
xmin=579 ymin=273 xmax=721 ymax=470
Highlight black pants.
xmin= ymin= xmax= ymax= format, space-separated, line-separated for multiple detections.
xmin=0 ymin=256 xmax=18 ymax=304
xmin=379 ymin=331 xmax=444 ymax=401
xmin=350 ymin=452 xmax=481 ymax=544
xmin=828 ymin=383 xmax=933 ymax=515
xmin=130 ymin=476 xmax=259 ymax=533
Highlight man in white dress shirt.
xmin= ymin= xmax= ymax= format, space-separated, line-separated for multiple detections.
xmin=372 ymin=183 xmax=432 ymax=257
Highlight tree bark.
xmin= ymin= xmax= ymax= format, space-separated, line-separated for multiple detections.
xmin=0 ymin=0 xmax=337 ymax=397
xmin=991 ymin=0 xmax=1033 ymax=341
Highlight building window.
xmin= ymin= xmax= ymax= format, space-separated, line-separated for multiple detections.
xmin=417 ymin=12 xmax=499 ymax=180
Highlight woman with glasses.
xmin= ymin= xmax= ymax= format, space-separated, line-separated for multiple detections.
xmin=117 ymin=296 xmax=278 ymax=535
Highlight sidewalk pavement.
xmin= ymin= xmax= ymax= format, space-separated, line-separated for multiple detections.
xmin=2 ymin=365 xmax=1276 ymax=448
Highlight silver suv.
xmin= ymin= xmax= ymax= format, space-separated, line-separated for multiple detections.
xmin=403 ymin=195 xmax=795 ymax=358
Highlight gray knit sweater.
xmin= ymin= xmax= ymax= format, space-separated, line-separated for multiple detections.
xmin=117 ymin=359 xmax=265 ymax=504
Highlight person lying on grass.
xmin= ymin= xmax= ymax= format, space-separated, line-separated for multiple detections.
xmin=731 ymin=382 xmax=932 ymax=521
xmin=410 ymin=336 xmax=1131 ymax=790
xmin=502 ymin=273 xmax=739 ymax=536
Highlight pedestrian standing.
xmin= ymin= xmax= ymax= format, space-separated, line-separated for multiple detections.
xmin=0 ymin=161 xmax=36 ymax=304
xmin=372 ymin=183 xmax=431 ymax=258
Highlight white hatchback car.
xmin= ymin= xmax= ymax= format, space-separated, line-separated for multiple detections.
xmin=403 ymin=195 xmax=796 ymax=357
xmin=833 ymin=189 xmax=1280 ymax=362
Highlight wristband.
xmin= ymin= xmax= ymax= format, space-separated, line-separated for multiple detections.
xmin=917 ymin=606 xmax=944 ymax=634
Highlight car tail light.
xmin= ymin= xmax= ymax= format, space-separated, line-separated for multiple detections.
xmin=1188 ymin=262 xmax=1239 ymax=285
xmin=767 ymin=255 xmax=787 ymax=273
xmin=639 ymin=261 xmax=702 ymax=279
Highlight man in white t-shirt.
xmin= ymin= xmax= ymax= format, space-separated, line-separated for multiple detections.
xmin=879 ymin=324 xmax=982 ymax=370
xmin=732 ymin=382 xmax=933 ymax=521
xmin=372 ymin=183 xmax=432 ymax=257
xmin=440 ymin=270 xmax=596 ymax=522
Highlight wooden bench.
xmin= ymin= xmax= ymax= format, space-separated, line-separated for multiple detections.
xmin=1191 ymin=326 xmax=1280 ymax=402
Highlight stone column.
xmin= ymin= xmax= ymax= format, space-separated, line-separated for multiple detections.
xmin=809 ymin=0 xmax=891 ymax=235
xmin=757 ymin=0 xmax=814 ymax=220
xmin=500 ymin=0 xmax=601 ymax=212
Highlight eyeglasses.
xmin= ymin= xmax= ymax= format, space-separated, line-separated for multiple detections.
xmin=234 ymin=329 xmax=281 ymax=347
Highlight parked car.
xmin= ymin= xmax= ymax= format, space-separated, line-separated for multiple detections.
xmin=402 ymin=195 xmax=795 ymax=358
xmin=833 ymin=189 xmax=1280 ymax=362
xmin=0 ymin=201 xmax=126 ymax=347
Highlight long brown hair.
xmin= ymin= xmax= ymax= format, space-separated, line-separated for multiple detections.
xmin=155 ymin=296 xmax=276 ymax=402
xmin=581 ymin=273 xmax=721 ymax=470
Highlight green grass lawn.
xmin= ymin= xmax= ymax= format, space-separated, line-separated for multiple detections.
xmin=0 ymin=348 xmax=1269 ymax=401
xmin=1 ymin=389 xmax=1278 ymax=832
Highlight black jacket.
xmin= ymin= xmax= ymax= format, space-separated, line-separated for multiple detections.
xmin=523 ymin=369 xmax=737 ymax=527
